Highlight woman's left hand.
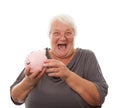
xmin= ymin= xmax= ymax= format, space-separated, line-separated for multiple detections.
xmin=43 ymin=59 xmax=71 ymax=80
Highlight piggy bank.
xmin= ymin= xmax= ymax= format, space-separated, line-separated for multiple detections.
xmin=25 ymin=50 xmax=47 ymax=73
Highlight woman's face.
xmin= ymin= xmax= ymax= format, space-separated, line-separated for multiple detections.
xmin=49 ymin=20 xmax=75 ymax=58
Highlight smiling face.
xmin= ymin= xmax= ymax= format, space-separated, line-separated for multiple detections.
xmin=49 ymin=20 xmax=75 ymax=58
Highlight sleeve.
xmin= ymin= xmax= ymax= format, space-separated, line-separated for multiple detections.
xmin=83 ymin=50 xmax=108 ymax=105
xmin=10 ymin=68 xmax=25 ymax=105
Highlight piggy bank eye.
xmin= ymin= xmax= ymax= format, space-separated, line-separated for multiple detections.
xmin=26 ymin=59 xmax=30 ymax=65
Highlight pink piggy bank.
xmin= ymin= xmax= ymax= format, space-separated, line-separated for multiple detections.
xmin=25 ymin=50 xmax=47 ymax=73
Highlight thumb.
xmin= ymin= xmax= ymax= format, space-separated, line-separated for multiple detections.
xmin=24 ymin=65 xmax=31 ymax=76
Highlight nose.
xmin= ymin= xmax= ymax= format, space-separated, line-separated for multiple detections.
xmin=60 ymin=34 xmax=66 ymax=40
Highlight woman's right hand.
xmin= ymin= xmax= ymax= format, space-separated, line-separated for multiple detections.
xmin=11 ymin=65 xmax=46 ymax=104
xmin=24 ymin=65 xmax=46 ymax=87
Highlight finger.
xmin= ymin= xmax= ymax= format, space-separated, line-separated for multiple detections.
xmin=43 ymin=60 xmax=60 ymax=68
xmin=24 ymin=65 xmax=31 ymax=76
xmin=30 ymin=67 xmax=46 ymax=79
xmin=36 ymin=68 xmax=46 ymax=79
xmin=44 ymin=59 xmax=52 ymax=63
xmin=45 ymin=67 xmax=59 ymax=73
xmin=47 ymin=72 xmax=59 ymax=77
xmin=30 ymin=71 xmax=42 ymax=79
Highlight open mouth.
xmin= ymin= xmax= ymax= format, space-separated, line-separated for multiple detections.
xmin=58 ymin=44 xmax=67 ymax=50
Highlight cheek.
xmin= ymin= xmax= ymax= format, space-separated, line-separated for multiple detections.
xmin=50 ymin=38 xmax=57 ymax=47
xmin=69 ymin=38 xmax=74 ymax=44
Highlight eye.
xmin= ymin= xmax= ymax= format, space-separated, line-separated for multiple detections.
xmin=53 ymin=32 xmax=60 ymax=38
xmin=65 ymin=31 xmax=72 ymax=37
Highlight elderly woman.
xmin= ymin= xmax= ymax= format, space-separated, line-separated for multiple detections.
xmin=10 ymin=14 xmax=108 ymax=108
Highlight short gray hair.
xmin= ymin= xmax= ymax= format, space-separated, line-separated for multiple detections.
xmin=49 ymin=14 xmax=77 ymax=36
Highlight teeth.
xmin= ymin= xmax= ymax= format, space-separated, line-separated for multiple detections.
xmin=58 ymin=44 xmax=66 ymax=50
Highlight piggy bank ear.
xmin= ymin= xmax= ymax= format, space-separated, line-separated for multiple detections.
xmin=26 ymin=59 xmax=30 ymax=65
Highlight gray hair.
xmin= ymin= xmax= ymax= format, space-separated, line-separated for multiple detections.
xmin=49 ymin=14 xmax=77 ymax=36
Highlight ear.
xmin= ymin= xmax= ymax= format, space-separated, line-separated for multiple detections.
xmin=49 ymin=33 xmax=52 ymax=39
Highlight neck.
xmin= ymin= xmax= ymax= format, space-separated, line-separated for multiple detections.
xmin=49 ymin=49 xmax=76 ymax=65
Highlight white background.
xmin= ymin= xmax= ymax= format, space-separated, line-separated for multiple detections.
xmin=0 ymin=0 xmax=120 ymax=108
